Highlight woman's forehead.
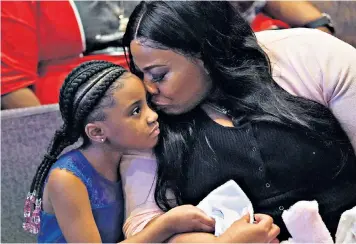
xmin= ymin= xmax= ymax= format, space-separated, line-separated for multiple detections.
xmin=130 ymin=41 xmax=183 ymax=68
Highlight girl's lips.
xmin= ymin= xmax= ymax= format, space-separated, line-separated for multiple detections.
xmin=150 ymin=124 xmax=160 ymax=136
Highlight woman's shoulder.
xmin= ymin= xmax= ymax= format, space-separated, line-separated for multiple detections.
xmin=120 ymin=149 xmax=157 ymax=176
xmin=256 ymin=28 xmax=355 ymax=66
xmin=256 ymin=28 xmax=355 ymax=65
xmin=256 ymin=28 xmax=333 ymax=47
xmin=256 ymin=28 xmax=356 ymax=106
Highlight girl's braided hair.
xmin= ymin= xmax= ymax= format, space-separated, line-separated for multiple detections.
xmin=24 ymin=60 xmax=127 ymax=234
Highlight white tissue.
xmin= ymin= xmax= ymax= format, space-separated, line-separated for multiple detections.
xmin=336 ymin=206 xmax=356 ymax=243
xmin=196 ymin=180 xmax=254 ymax=236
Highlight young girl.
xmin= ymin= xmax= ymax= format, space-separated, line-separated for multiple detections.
xmin=23 ymin=60 xmax=215 ymax=243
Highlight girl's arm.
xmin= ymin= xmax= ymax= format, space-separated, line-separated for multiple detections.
xmin=122 ymin=205 xmax=214 ymax=243
xmin=47 ymin=169 xmax=102 ymax=243
xmin=49 ymin=158 xmax=214 ymax=243
xmin=49 ymin=169 xmax=173 ymax=243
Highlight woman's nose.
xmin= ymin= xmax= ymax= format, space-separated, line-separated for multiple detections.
xmin=144 ymin=80 xmax=159 ymax=95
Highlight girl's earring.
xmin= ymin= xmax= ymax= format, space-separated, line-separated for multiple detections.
xmin=101 ymin=138 xmax=105 ymax=143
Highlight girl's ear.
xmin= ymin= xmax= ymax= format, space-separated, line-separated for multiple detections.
xmin=84 ymin=122 xmax=106 ymax=143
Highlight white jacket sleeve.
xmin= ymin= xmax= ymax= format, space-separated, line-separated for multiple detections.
xmin=259 ymin=29 xmax=356 ymax=153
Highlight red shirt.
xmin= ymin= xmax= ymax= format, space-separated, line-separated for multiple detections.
xmin=1 ymin=1 xmax=128 ymax=104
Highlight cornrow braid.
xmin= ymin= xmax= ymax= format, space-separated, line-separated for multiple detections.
xmin=35 ymin=68 xmax=126 ymax=201
xmin=24 ymin=60 xmax=127 ymax=234
xmin=30 ymin=61 xmax=116 ymax=199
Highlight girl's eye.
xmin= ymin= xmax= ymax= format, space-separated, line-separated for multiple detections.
xmin=151 ymin=73 xmax=166 ymax=83
xmin=132 ymin=107 xmax=141 ymax=116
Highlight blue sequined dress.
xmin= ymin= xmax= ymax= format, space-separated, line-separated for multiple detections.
xmin=38 ymin=150 xmax=124 ymax=243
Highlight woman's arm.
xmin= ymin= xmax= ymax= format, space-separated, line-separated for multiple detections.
xmin=260 ymin=29 xmax=356 ymax=152
xmin=120 ymin=152 xmax=215 ymax=238
xmin=120 ymin=150 xmax=164 ymax=237
xmin=121 ymin=214 xmax=173 ymax=243
xmin=120 ymin=152 xmax=279 ymax=243
xmin=311 ymin=31 xmax=356 ymax=152
xmin=167 ymin=214 xmax=280 ymax=243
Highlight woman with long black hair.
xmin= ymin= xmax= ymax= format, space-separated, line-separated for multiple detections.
xmin=120 ymin=1 xmax=356 ymax=242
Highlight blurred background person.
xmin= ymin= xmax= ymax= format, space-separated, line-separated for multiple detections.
xmin=233 ymin=0 xmax=356 ymax=47
xmin=232 ymin=1 xmax=334 ymax=33
xmin=2 ymin=1 xmax=355 ymax=110
xmin=1 ymin=1 xmax=133 ymax=109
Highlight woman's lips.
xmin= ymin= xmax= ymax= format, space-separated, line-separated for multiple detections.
xmin=153 ymin=101 xmax=170 ymax=106
xmin=151 ymin=98 xmax=171 ymax=106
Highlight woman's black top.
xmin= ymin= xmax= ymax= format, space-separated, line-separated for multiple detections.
xmin=179 ymin=108 xmax=356 ymax=240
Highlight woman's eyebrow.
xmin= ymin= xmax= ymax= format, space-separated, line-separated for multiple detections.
xmin=143 ymin=64 xmax=166 ymax=72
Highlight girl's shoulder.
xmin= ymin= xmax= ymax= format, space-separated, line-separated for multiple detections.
xmin=50 ymin=150 xmax=123 ymax=208
xmin=50 ymin=150 xmax=90 ymax=183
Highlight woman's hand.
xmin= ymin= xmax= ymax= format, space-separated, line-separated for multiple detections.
xmin=218 ymin=214 xmax=280 ymax=243
xmin=163 ymin=205 xmax=215 ymax=235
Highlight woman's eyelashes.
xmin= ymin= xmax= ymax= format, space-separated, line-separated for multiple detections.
xmin=151 ymin=73 xmax=166 ymax=83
